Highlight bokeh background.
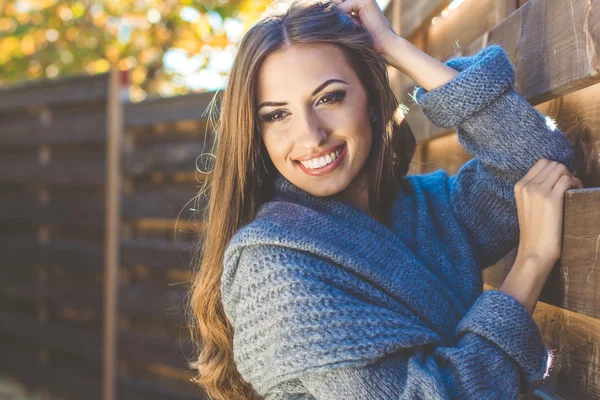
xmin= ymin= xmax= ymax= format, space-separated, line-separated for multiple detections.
xmin=0 ymin=0 xmax=398 ymax=101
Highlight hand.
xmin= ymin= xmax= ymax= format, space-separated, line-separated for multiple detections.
xmin=332 ymin=0 xmax=397 ymax=58
xmin=514 ymin=158 xmax=583 ymax=270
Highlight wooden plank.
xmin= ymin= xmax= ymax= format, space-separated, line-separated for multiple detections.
xmin=118 ymin=376 xmax=204 ymax=400
xmin=483 ymin=188 xmax=600 ymax=320
xmin=0 ymin=193 xmax=105 ymax=227
xmin=0 ymin=236 xmax=192 ymax=274
xmin=407 ymin=0 xmax=600 ymax=142
xmin=383 ymin=0 xmax=452 ymax=40
xmin=124 ymin=91 xmax=219 ymax=128
xmin=0 ymin=103 xmax=107 ymax=145
xmin=104 ymin=68 xmax=123 ymax=400
xmin=484 ymin=284 xmax=600 ymax=399
xmin=1 ymin=236 xmax=104 ymax=271
xmin=0 ymin=308 xmax=101 ymax=363
xmin=427 ymin=0 xmax=500 ymax=61
xmin=121 ymin=238 xmax=195 ymax=271
xmin=0 ymin=308 xmax=193 ymax=370
xmin=0 ymin=187 xmax=202 ymax=226
xmin=534 ymin=82 xmax=600 ymax=188
xmin=420 ymin=133 xmax=473 ymax=174
xmin=0 ymin=276 xmax=188 ymax=322
xmin=560 ymin=187 xmax=600 ymax=319
xmin=119 ymin=330 xmax=194 ymax=369
xmin=0 ymin=73 xmax=109 ymax=112
xmin=1 ymin=235 xmax=46 ymax=266
xmin=0 ymin=344 xmax=203 ymax=400
xmin=497 ymin=0 xmax=520 ymax=18
xmin=0 ymin=158 xmax=105 ymax=185
xmin=122 ymin=187 xmax=201 ymax=220
xmin=122 ymin=281 xmax=188 ymax=321
xmin=122 ymin=364 xmax=203 ymax=400
xmin=123 ymin=140 xmax=214 ymax=177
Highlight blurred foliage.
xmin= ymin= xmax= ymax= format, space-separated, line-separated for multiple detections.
xmin=0 ymin=0 xmax=268 ymax=101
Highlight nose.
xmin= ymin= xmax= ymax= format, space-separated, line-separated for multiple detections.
xmin=295 ymin=110 xmax=328 ymax=147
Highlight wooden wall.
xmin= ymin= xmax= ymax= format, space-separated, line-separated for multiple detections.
xmin=384 ymin=0 xmax=599 ymax=398
xmin=0 ymin=73 xmax=210 ymax=399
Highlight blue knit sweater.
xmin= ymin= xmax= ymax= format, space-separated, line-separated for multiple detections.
xmin=221 ymin=45 xmax=576 ymax=399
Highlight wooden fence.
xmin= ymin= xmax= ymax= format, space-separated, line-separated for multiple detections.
xmin=0 ymin=71 xmax=212 ymax=400
xmin=384 ymin=0 xmax=600 ymax=398
xmin=0 ymin=0 xmax=598 ymax=399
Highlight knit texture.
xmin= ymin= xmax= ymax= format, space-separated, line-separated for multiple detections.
xmin=221 ymin=45 xmax=575 ymax=399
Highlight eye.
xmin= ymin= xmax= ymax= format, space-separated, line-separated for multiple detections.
xmin=261 ymin=110 xmax=287 ymax=123
xmin=260 ymin=91 xmax=347 ymax=123
xmin=317 ymin=90 xmax=346 ymax=105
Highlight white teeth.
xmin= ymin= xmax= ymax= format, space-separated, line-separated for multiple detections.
xmin=300 ymin=146 xmax=343 ymax=169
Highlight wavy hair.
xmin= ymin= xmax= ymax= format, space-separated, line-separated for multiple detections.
xmin=187 ymin=0 xmax=416 ymax=398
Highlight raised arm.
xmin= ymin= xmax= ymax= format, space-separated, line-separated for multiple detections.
xmin=411 ymin=44 xmax=577 ymax=267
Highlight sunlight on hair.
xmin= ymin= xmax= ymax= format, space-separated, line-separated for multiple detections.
xmin=545 ymin=115 xmax=558 ymax=131
xmin=396 ymin=103 xmax=409 ymax=120
xmin=271 ymin=0 xmax=292 ymax=14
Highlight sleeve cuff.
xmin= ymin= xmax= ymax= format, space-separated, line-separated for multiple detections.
xmin=455 ymin=289 xmax=550 ymax=387
xmin=414 ymin=45 xmax=516 ymax=129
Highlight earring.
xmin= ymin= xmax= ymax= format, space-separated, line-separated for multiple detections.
xmin=370 ymin=114 xmax=378 ymax=123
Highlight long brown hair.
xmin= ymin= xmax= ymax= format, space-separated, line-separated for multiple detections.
xmin=186 ymin=0 xmax=416 ymax=398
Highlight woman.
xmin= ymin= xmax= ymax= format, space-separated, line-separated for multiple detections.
xmin=187 ymin=0 xmax=584 ymax=398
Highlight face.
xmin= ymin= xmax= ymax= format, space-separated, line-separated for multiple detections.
xmin=256 ymin=43 xmax=373 ymax=198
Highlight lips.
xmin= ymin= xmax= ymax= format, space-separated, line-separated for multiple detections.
xmin=296 ymin=142 xmax=347 ymax=177
xmin=294 ymin=143 xmax=346 ymax=162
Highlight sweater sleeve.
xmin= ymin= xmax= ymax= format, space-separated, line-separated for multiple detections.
xmin=413 ymin=45 xmax=577 ymax=267
xmin=295 ymin=289 xmax=551 ymax=400
xmin=225 ymin=244 xmax=553 ymax=399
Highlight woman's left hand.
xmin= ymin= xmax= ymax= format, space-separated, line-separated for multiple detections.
xmin=332 ymin=0 xmax=398 ymax=57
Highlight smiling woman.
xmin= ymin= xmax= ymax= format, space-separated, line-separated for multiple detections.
xmin=186 ymin=0 xmax=414 ymax=398
xmin=256 ymin=43 xmax=375 ymax=206
xmin=186 ymin=0 xmax=578 ymax=399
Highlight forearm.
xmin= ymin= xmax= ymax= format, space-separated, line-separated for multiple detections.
xmin=382 ymin=34 xmax=459 ymax=92
xmin=500 ymin=256 xmax=555 ymax=315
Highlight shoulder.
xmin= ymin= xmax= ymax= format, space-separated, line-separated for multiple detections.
xmin=221 ymin=235 xmax=331 ymax=327
xmin=403 ymin=168 xmax=451 ymax=190
xmin=400 ymin=168 xmax=457 ymax=209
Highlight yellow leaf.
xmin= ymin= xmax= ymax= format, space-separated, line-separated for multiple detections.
xmin=21 ymin=36 xmax=36 ymax=55
xmin=0 ymin=37 xmax=19 ymax=55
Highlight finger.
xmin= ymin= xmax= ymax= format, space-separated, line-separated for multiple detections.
xmin=529 ymin=161 xmax=563 ymax=186
xmin=540 ymin=162 xmax=570 ymax=191
xmin=551 ymin=174 xmax=575 ymax=196
xmin=334 ymin=0 xmax=361 ymax=14
xmin=519 ymin=158 xmax=551 ymax=186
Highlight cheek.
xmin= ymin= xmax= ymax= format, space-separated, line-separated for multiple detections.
xmin=263 ymin=135 xmax=293 ymax=165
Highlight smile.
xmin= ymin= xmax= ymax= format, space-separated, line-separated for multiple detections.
xmin=296 ymin=143 xmax=347 ymax=176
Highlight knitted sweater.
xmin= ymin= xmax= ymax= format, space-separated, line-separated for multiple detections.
xmin=220 ymin=45 xmax=576 ymax=399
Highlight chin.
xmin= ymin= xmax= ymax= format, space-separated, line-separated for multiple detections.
xmin=294 ymin=174 xmax=352 ymax=197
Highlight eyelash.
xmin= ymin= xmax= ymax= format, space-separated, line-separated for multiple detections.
xmin=261 ymin=91 xmax=346 ymax=123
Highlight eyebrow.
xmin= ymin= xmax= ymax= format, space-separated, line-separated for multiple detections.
xmin=257 ymin=78 xmax=348 ymax=111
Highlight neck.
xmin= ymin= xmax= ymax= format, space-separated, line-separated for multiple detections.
xmin=334 ymin=168 xmax=370 ymax=216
